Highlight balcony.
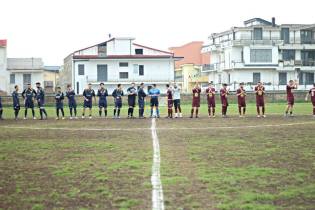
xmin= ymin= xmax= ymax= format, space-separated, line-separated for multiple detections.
xmin=232 ymin=39 xmax=283 ymax=46
xmin=302 ymin=60 xmax=315 ymax=66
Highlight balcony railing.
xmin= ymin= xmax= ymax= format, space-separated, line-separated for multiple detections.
xmin=302 ymin=60 xmax=315 ymax=66
xmin=301 ymin=39 xmax=315 ymax=44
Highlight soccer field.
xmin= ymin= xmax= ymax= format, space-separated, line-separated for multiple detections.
xmin=0 ymin=103 xmax=315 ymax=210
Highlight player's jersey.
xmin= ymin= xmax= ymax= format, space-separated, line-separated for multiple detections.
xmin=83 ymin=89 xmax=95 ymax=101
xmin=138 ymin=88 xmax=146 ymax=101
xmin=255 ymin=86 xmax=265 ymax=97
xmin=167 ymin=88 xmax=173 ymax=100
xmin=149 ymin=88 xmax=160 ymax=99
xmin=192 ymin=87 xmax=201 ymax=100
xmin=287 ymin=85 xmax=296 ymax=98
xmin=36 ymin=87 xmax=45 ymax=101
xmin=309 ymin=87 xmax=315 ymax=102
xmin=0 ymin=96 xmax=2 ymax=108
xmin=55 ymin=92 xmax=64 ymax=104
xmin=173 ymin=87 xmax=181 ymax=100
xmin=127 ymin=87 xmax=137 ymax=100
xmin=22 ymin=88 xmax=36 ymax=102
xmin=112 ymin=89 xmax=124 ymax=100
xmin=12 ymin=91 xmax=20 ymax=108
xmin=66 ymin=90 xmax=76 ymax=102
xmin=206 ymin=87 xmax=215 ymax=100
xmin=97 ymin=88 xmax=108 ymax=101
xmin=220 ymin=88 xmax=228 ymax=102
xmin=237 ymin=88 xmax=246 ymax=99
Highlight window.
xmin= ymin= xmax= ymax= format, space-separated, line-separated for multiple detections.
xmin=301 ymin=30 xmax=313 ymax=44
xmin=253 ymin=73 xmax=261 ymax=84
xmin=305 ymin=72 xmax=314 ymax=85
xmin=97 ymin=65 xmax=108 ymax=81
xmin=250 ymin=49 xmax=272 ymax=63
xmin=281 ymin=28 xmax=290 ymax=44
xmin=282 ymin=50 xmax=295 ymax=61
xmin=23 ymin=74 xmax=31 ymax=89
xmin=139 ymin=65 xmax=144 ymax=76
xmin=301 ymin=50 xmax=315 ymax=66
xmin=10 ymin=74 xmax=15 ymax=84
xmin=78 ymin=64 xmax=85 ymax=75
xmin=279 ymin=72 xmax=287 ymax=85
xmin=253 ymin=28 xmax=262 ymax=40
xmin=135 ymin=49 xmax=143 ymax=55
xmin=119 ymin=72 xmax=128 ymax=79
xmin=119 ymin=62 xmax=128 ymax=67
xmin=133 ymin=64 xmax=139 ymax=74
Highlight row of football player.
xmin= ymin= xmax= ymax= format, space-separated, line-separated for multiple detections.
xmin=0 ymin=80 xmax=314 ymax=120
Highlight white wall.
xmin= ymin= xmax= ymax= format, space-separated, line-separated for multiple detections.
xmin=8 ymin=71 xmax=44 ymax=93
xmin=0 ymin=47 xmax=8 ymax=93
xmin=73 ymin=59 xmax=174 ymax=94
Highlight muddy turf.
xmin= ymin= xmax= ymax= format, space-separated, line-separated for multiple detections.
xmin=0 ymin=103 xmax=314 ymax=210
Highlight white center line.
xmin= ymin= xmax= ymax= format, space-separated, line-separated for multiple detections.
xmin=151 ymin=118 xmax=164 ymax=210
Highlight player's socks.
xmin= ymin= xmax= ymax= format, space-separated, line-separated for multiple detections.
xmin=0 ymin=109 xmax=2 ymax=119
xmin=156 ymin=108 xmax=160 ymax=117
xmin=25 ymin=109 xmax=28 ymax=118
xmin=208 ymin=108 xmax=211 ymax=116
xmin=43 ymin=109 xmax=47 ymax=118
xmin=105 ymin=109 xmax=107 ymax=117
xmin=196 ymin=109 xmax=199 ymax=118
xmin=74 ymin=108 xmax=77 ymax=116
xmin=56 ymin=109 xmax=59 ymax=118
xmin=127 ymin=108 xmax=131 ymax=116
xmin=131 ymin=108 xmax=134 ymax=117
xmin=262 ymin=106 xmax=265 ymax=115
xmin=70 ymin=108 xmax=73 ymax=117
xmin=141 ymin=109 xmax=144 ymax=117
xmin=290 ymin=111 xmax=293 ymax=116
xmin=213 ymin=108 xmax=215 ymax=116
xmin=113 ymin=109 xmax=116 ymax=117
xmin=178 ymin=106 xmax=182 ymax=113
xmin=39 ymin=109 xmax=43 ymax=119
xmin=313 ymin=107 xmax=315 ymax=115
xmin=32 ymin=109 xmax=35 ymax=118
xmin=243 ymin=107 xmax=246 ymax=115
xmin=150 ymin=108 xmax=153 ymax=117
xmin=190 ymin=109 xmax=194 ymax=118
xmin=117 ymin=109 xmax=120 ymax=117
xmin=257 ymin=107 xmax=260 ymax=115
xmin=61 ymin=109 xmax=65 ymax=117
xmin=170 ymin=109 xmax=173 ymax=118
xmin=99 ymin=110 xmax=102 ymax=117
xmin=238 ymin=106 xmax=242 ymax=115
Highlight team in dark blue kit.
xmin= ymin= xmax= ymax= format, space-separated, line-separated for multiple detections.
xmin=55 ymin=87 xmax=65 ymax=120
xmin=127 ymin=82 xmax=137 ymax=118
xmin=82 ymin=83 xmax=96 ymax=119
xmin=0 ymin=94 xmax=3 ymax=120
xmin=97 ymin=82 xmax=108 ymax=117
xmin=22 ymin=83 xmax=37 ymax=120
xmin=35 ymin=82 xmax=48 ymax=120
xmin=12 ymin=85 xmax=20 ymax=120
xmin=112 ymin=84 xmax=124 ymax=118
xmin=66 ymin=84 xmax=77 ymax=119
xmin=138 ymin=83 xmax=147 ymax=118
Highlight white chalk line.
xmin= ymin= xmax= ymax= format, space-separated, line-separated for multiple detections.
xmin=1 ymin=121 xmax=314 ymax=132
xmin=151 ymin=118 xmax=164 ymax=210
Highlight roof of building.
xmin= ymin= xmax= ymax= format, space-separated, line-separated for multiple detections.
xmin=44 ymin=66 xmax=60 ymax=72
xmin=7 ymin=58 xmax=44 ymax=70
xmin=243 ymin=18 xmax=273 ymax=26
xmin=0 ymin=39 xmax=7 ymax=47
xmin=73 ymin=55 xmax=181 ymax=59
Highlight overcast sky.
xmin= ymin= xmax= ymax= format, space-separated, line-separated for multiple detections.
xmin=1 ymin=0 xmax=314 ymax=65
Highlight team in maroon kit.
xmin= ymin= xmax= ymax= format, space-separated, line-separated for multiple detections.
xmin=255 ymin=82 xmax=266 ymax=118
xmin=190 ymin=84 xmax=202 ymax=118
xmin=206 ymin=83 xmax=216 ymax=117
xmin=305 ymin=83 xmax=315 ymax=117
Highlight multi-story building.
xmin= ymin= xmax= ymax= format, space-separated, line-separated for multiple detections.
xmin=63 ymin=37 xmax=180 ymax=94
xmin=202 ymin=17 xmax=315 ymax=90
xmin=7 ymin=58 xmax=60 ymax=93
xmin=169 ymin=41 xmax=210 ymax=92
xmin=0 ymin=40 xmax=8 ymax=94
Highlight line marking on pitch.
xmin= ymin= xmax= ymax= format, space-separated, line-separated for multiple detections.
xmin=150 ymin=118 xmax=164 ymax=210
xmin=1 ymin=121 xmax=314 ymax=131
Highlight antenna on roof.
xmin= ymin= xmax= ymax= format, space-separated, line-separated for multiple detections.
xmin=108 ymin=33 xmax=112 ymax=38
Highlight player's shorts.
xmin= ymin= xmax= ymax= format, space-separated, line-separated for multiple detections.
xmin=13 ymin=104 xmax=20 ymax=111
xmin=150 ymin=98 xmax=159 ymax=107
xmin=173 ymin=99 xmax=180 ymax=109
xmin=287 ymin=97 xmax=294 ymax=106
xmin=68 ymin=100 xmax=77 ymax=109
xmin=25 ymin=100 xmax=34 ymax=109
xmin=56 ymin=103 xmax=64 ymax=109
xmin=238 ymin=99 xmax=246 ymax=107
xmin=256 ymin=97 xmax=265 ymax=107
xmin=98 ymin=100 xmax=107 ymax=108
xmin=207 ymin=99 xmax=216 ymax=108
xmin=84 ymin=100 xmax=92 ymax=109
xmin=221 ymin=99 xmax=229 ymax=107
xmin=192 ymin=99 xmax=200 ymax=107
xmin=128 ymin=98 xmax=136 ymax=107
xmin=138 ymin=100 xmax=145 ymax=109
xmin=115 ymin=99 xmax=122 ymax=108
xmin=167 ymin=99 xmax=173 ymax=109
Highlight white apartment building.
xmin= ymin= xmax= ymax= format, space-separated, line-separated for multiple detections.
xmin=0 ymin=40 xmax=8 ymax=93
xmin=202 ymin=18 xmax=315 ymax=90
xmin=63 ymin=37 xmax=180 ymax=94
